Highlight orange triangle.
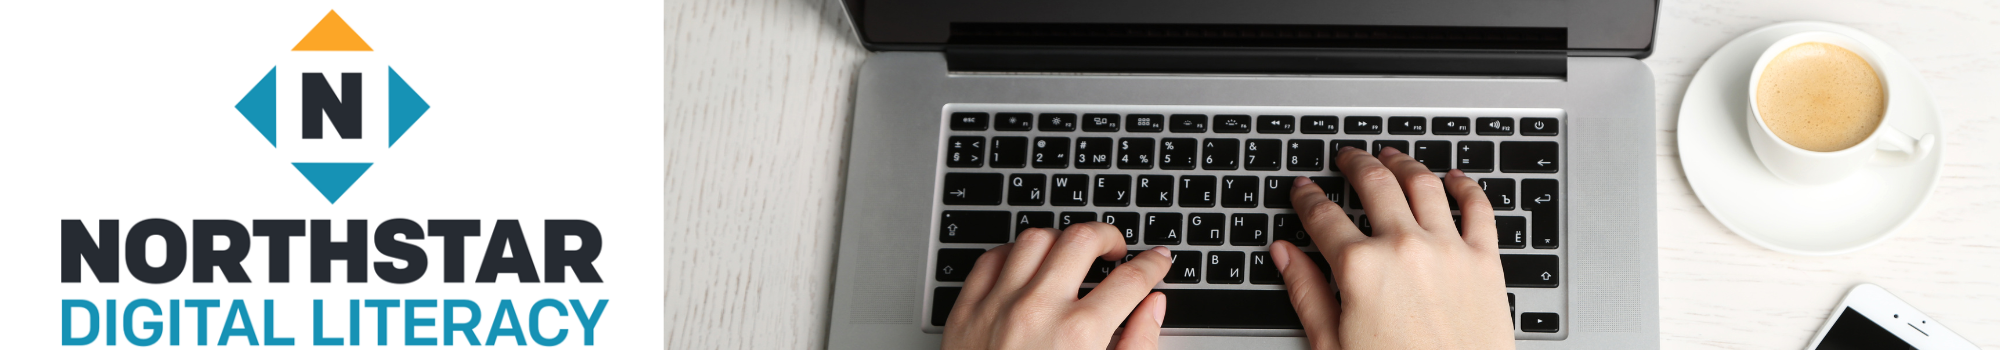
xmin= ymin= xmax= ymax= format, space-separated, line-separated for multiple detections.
xmin=291 ymin=10 xmax=373 ymax=51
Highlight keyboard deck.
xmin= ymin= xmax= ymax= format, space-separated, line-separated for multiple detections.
xmin=924 ymin=104 xmax=1568 ymax=339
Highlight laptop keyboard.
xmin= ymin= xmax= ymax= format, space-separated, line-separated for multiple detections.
xmin=926 ymin=104 xmax=1568 ymax=339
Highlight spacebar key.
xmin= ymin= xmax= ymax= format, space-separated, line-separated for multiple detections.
xmin=1159 ymin=289 xmax=1302 ymax=329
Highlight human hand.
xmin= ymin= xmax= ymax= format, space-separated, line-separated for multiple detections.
xmin=942 ymin=222 xmax=1175 ymax=350
xmin=1271 ymin=146 xmax=1514 ymax=349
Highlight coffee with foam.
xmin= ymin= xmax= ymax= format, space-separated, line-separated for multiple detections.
xmin=1755 ymin=42 xmax=1886 ymax=152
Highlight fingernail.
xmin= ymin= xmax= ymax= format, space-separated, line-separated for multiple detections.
xmin=1149 ymin=246 xmax=1170 ymax=259
xmin=1271 ymin=245 xmax=1292 ymax=272
xmin=1294 ymin=176 xmax=1314 ymax=186
xmin=1149 ymin=293 xmax=1167 ymax=326
xmin=1380 ymin=146 xmax=1403 ymax=156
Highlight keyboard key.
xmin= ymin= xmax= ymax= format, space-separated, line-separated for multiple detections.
xmin=1207 ymin=251 xmax=1246 ymax=284
xmin=939 ymin=211 xmax=1010 ymax=243
xmin=1521 ymin=179 xmax=1560 ymax=249
xmin=1050 ymin=174 xmax=1089 ymax=206
xmin=1202 ymin=139 xmax=1241 ymax=170
xmin=1084 ymin=259 xmax=1116 ymax=283
xmin=1170 ymin=114 xmax=1208 ymax=133
xmin=1032 ymin=137 xmax=1071 ymax=169
xmin=1231 ymin=213 xmax=1269 ymax=246
xmin=1136 ymin=175 xmax=1174 ymax=207
xmin=1039 ymin=113 xmax=1077 ymax=131
xmin=1058 ymin=212 xmax=1096 ymax=230
xmin=1475 ymin=117 xmax=1514 ymax=136
xmin=1301 ymin=116 xmax=1339 ymax=134
xmin=1166 ymin=251 xmax=1203 ymax=283
xmin=1287 ymin=139 xmax=1325 ymax=171
xmin=1413 ymin=140 xmax=1452 ymax=172
xmin=1178 ymin=175 xmax=1216 ymax=207
xmin=931 ymin=287 xmax=960 ymax=326
xmin=1103 ymin=212 xmax=1140 ymax=244
xmin=1243 ymin=139 xmax=1282 ymax=170
xmin=1432 ymin=117 xmax=1471 ymax=135
xmin=1478 ymin=178 xmax=1516 ymax=210
xmin=942 ymin=173 xmax=1003 ymax=205
xmin=1075 ymin=137 xmax=1113 ymax=169
xmin=996 ymin=113 xmax=1034 ymax=131
xmin=1145 ymin=213 xmax=1183 ymax=245
xmin=1455 ymin=141 xmax=1494 ymax=173
xmin=990 ymin=136 xmax=1028 ymax=168
xmin=1249 ymin=252 xmax=1282 ymax=284
xmin=1310 ymin=177 xmax=1346 ymax=206
xmin=1388 ymin=116 xmax=1427 ymax=135
xmin=1160 ymin=138 xmax=1198 ymax=170
xmin=1274 ymin=214 xmax=1309 ymax=247
xmin=1188 ymin=213 xmax=1226 ymax=245
xmin=1329 ymin=140 xmax=1367 ymax=160
xmin=936 ymin=249 xmax=984 ymax=281
xmin=1345 ymin=116 xmax=1383 ymax=134
xmin=1496 ymin=216 xmax=1527 ymax=249
xmin=1499 ymin=141 xmax=1559 ymax=173
xmin=1117 ymin=137 xmax=1155 ymax=169
xmin=1017 ymin=211 xmax=1053 ymax=233
xmin=1093 ymin=174 xmax=1131 ymax=207
xmin=1221 ymin=176 xmax=1259 ymax=208
xmin=1499 ymin=254 xmax=1559 ymax=287
xmin=1082 ymin=113 xmax=1121 ymax=132
xmin=1213 ymin=114 xmax=1253 ymax=133
xmin=1371 ymin=140 xmax=1409 ymax=157
xmin=1156 ymin=289 xmax=1301 ymax=328
xmin=1007 ymin=174 xmax=1046 ymax=206
xmin=1127 ymin=114 xmax=1165 ymax=132
xmin=1263 ymin=176 xmax=1294 ymax=208
xmin=1521 ymin=117 xmax=1559 ymax=136
xmin=950 ymin=112 xmax=989 ymax=131
xmin=1257 ymin=115 xmax=1295 ymax=134
xmin=946 ymin=136 xmax=985 ymax=168
xmin=1521 ymin=313 xmax=1560 ymax=333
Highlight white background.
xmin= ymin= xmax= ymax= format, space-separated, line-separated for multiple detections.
xmin=1 ymin=1 xmax=664 ymax=348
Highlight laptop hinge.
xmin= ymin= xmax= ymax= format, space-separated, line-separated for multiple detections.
xmin=945 ymin=46 xmax=1566 ymax=77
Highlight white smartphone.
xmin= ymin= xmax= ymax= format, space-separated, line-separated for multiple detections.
xmin=1804 ymin=283 xmax=1977 ymax=350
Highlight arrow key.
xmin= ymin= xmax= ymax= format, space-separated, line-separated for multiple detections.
xmin=1521 ymin=312 xmax=1560 ymax=333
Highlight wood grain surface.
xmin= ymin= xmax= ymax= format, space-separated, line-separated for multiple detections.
xmin=665 ymin=0 xmax=2000 ymax=348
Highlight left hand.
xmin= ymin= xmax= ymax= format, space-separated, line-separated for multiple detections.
xmin=941 ymin=222 xmax=1175 ymax=350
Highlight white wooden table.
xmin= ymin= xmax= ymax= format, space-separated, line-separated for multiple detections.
xmin=665 ymin=0 xmax=2000 ymax=348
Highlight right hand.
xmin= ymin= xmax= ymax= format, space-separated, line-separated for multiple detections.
xmin=1271 ymin=147 xmax=1515 ymax=349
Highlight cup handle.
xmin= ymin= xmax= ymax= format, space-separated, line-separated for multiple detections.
xmin=1869 ymin=125 xmax=1935 ymax=166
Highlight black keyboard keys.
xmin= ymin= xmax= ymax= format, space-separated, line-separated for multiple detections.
xmin=1058 ymin=212 xmax=1096 ymax=230
xmin=936 ymin=248 xmax=984 ymax=281
xmin=1017 ymin=211 xmax=1053 ymax=233
xmin=1455 ymin=141 xmax=1494 ymax=173
xmin=950 ymin=112 xmax=989 ymax=131
xmin=1301 ymin=116 xmax=1339 ymax=134
xmin=1157 ymin=290 xmax=1301 ymax=329
xmin=1476 ymin=117 xmax=1514 ymax=136
xmin=1207 ymin=251 xmax=1246 ymax=284
xmin=1263 ymin=176 xmax=1294 ymax=208
xmin=1413 ymin=140 xmax=1452 ymax=172
xmin=1093 ymin=174 xmax=1131 ymax=207
xmin=931 ymin=287 xmax=960 ymax=326
xmin=1050 ymin=174 xmax=1089 ymax=206
xmin=1202 ymin=139 xmax=1240 ymax=170
xmin=1136 ymin=175 xmax=1174 ymax=207
xmin=1103 ymin=212 xmax=1140 ymax=244
xmin=942 ymin=173 xmax=1003 ymax=205
xmin=1039 ymin=113 xmax=1077 ymax=131
xmin=946 ymin=136 xmax=985 ymax=168
xmin=1166 ymin=251 xmax=1203 ymax=283
xmin=1433 ymin=117 xmax=1471 ymax=135
xmin=939 ymin=211 xmax=1009 ymax=243
xmin=1496 ymin=216 xmax=1527 ymax=249
xmin=1188 ymin=213 xmax=1225 ymax=245
xmin=1160 ymin=138 xmax=1198 ymax=170
xmin=1008 ymin=174 xmax=1046 ymax=206
xmin=1499 ymin=254 xmax=1559 ymax=287
xmin=1249 ymin=252 xmax=1282 ymax=284
xmin=990 ymin=136 xmax=1028 ymax=168
xmin=1179 ymin=175 xmax=1216 ymax=207
xmin=1217 ymin=177 xmax=1257 ymax=209
xmin=1084 ymin=259 xmax=1116 ymax=283
xmin=1213 ymin=114 xmax=1252 ymax=133
xmin=1478 ymin=178 xmax=1516 ymax=210
xmin=1082 ymin=113 xmax=1120 ymax=132
xmin=1522 ymin=179 xmax=1559 ymax=249
xmin=1075 ymin=137 xmax=1113 ymax=169
xmin=1127 ymin=114 xmax=1165 ymax=132
xmin=1117 ymin=137 xmax=1155 ymax=169
xmin=1500 ymin=141 xmax=1559 ymax=173
xmin=1329 ymin=140 xmax=1367 ymax=159
xmin=1371 ymin=140 xmax=1408 ymax=157
xmin=1311 ymin=176 xmax=1345 ymax=207
xmin=1170 ymin=114 xmax=1208 ymax=133
xmin=1257 ymin=115 xmax=1295 ymax=134
xmin=1288 ymin=139 xmax=1325 ymax=171
xmin=1032 ymin=137 xmax=1070 ymax=169
xmin=1274 ymin=213 xmax=1309 ymax=247
xmin=1388 ymin=116 xmax=1427 ymax=135
xmin=1244 ymin=139 xmax=1282 ymax=170
xmin=1521 ymin=313 xmax=1560 ymax=333
xmin=996 ymin=113 xmax=1034 ymax=131
xmin=1521 ymin=117 xmax=1559 ymax=136
xmin=1231 ymin=213 xmax=1268 ymax=246
xmin=1345 ymin=116 xmax=1383 ymax=134
xmin=1145 ymin=213 xmax=1184 ymax=245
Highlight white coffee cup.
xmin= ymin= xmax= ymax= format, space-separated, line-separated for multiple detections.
xmin=1745 ymin=31 xmax=1935 ymax=185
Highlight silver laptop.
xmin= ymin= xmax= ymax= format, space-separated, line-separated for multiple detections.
xmin=827 ymin=1 xmax=1659 ymax=348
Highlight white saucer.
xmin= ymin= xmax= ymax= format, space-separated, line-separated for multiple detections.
xmin=1678 ymin=21 xmax=1944 ymax=256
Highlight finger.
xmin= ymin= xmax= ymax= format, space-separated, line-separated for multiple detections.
xmin=1335 ymin=146 xmax=1420 ymax=235
xmin=991 ymin=228 xmax=1059 ymax=299
xmin=1113 ymin=292 xmax=1167 ymax=350
xmin=1272 ymin=241 xmax=1342 ymax=350
xmin=1076 ymin=246 xmax=1171 ymax=321
xmin=1376 ymin=147 xmax=1455 ymax=232
xmin=1445 ymin=170 xmax=1499 ymax=250
xmin=1025 ymin=222 xmax=1130 ymax=296
xmin=1288 ymin=176 xmax=1366 ymax=251
xmin=946 ymin=244 xmax=1012 ymax=328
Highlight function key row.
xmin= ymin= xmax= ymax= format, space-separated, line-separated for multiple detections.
xmin=950 ymin=112 xmax=1560 ymax=136
xmin=947 ymin=136 xmax=1559 ymax=173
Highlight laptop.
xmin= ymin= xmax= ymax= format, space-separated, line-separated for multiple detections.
xmin=827 ymin=1 xmax=1659 ymax=348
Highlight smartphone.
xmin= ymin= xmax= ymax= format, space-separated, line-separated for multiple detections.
xmin=1804 ymin=284 xmax=1976 ymax=350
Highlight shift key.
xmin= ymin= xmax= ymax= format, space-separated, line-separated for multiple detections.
xmin=1499 ymin=254 xmax=1560 ymax=288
